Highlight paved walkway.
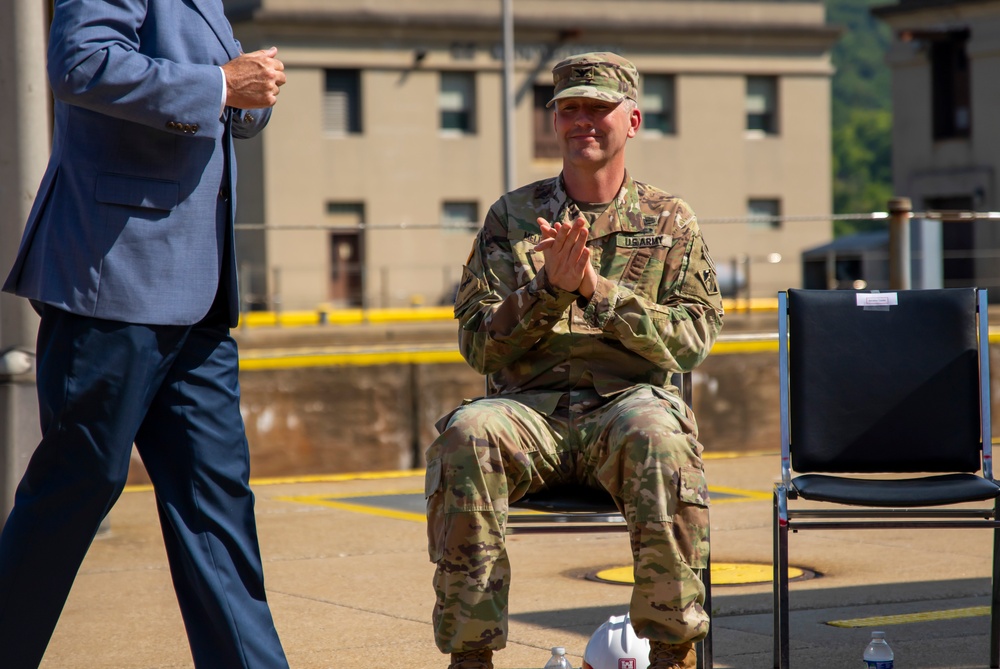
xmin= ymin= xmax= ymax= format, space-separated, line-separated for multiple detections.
xmin=42 ymin=453 xmax=998 ymax=668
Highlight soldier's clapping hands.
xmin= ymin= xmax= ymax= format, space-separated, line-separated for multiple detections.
xmin=535 ymin=216 xmax=597 ymax=299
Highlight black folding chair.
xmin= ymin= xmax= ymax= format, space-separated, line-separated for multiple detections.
xmin=506 ymin=373 xmax=714 ymax=669
xmin=773 ymin=288 xmax=1000 ymax=668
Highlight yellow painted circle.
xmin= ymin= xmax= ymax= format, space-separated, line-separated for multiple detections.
xmin=593 ymin=562 xmax=808 ymax=586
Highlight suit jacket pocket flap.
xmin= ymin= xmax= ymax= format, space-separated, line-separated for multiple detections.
xmin=96 ymin=173 xmax=179 ymax=211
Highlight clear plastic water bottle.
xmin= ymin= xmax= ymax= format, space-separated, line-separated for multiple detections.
xmin=544 ymin=646 xmax=573 ymax=669
xmin=863 ymin=631 xmax=894 ymax=668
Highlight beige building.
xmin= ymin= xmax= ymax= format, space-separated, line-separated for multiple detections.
xmin=876 ymin=0 xmax=1000 ymax=291
xmin=224 ymin=0 xmax=838 ymax=309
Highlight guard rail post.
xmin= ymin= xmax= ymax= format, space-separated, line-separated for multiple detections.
xmin=888 ymin=197 xmax=912 ymax=290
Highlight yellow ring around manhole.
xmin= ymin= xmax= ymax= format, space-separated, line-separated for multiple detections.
xmin=592 ymin=563 xmax=811 ymax=586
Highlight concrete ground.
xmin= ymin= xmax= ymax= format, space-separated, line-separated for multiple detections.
xmin=41 ymin=452 xmax=999 ymax=669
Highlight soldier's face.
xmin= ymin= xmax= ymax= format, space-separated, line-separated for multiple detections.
xmin=554 ymin=97 xmax=640 ymax=168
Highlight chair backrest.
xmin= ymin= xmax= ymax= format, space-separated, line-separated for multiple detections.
xmin=783 ymin=288 xmax=985 ymax=475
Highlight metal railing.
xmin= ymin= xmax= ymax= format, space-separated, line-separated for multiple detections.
xmin=235 ymin=202 xmax=1000 ymax=321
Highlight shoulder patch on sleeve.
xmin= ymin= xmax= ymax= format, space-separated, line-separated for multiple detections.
xmin=455 ymin=264 xmax=488 ymax=310
xmin=698 ymin=267 xmax=719 ymax=295
xmin=697 ymin=243 xmax=720 ymax=294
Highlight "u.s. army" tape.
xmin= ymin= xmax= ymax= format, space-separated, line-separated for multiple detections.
xmin=617 ymin=234 xmax=672 ymax=249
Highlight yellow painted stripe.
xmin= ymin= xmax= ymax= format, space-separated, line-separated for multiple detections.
xmin=704 ymin=449 xmax=778 ymax=460
xmin=237 ymin=299 xmax=777 ymax=329
xmin=236 ymin=330 xmax=1000 ymax=370
xmin=126 ymin=468 xmax=771 ymax=500
xmin=275 ymin=492 xmax=425 ymax=523
xmin=124 ymin=484 xmax=154 ymax=493
xmin=827 ymin=606 xmax=989 ymax=628
xmin=721 ymin=297 xmax=779 ymax=312
xmin=709 ymin=484 xmax=772 ymax=502
xmin=268 ymin=482 xmax=766 ymax=525
xmin=123 ymin=468 xmax=425 ymax=494
xmin=364 ymin=307 xmax=454 ymax=322
xmin=249 ymin=469 xmax=424 ymax=486
xmin=239 ymin=307 xmax=455 ymax=328
xmin=239 ymin=349 xmax=464 ymax=370
xmin=718 ymin=329 xmax=1000 ymax=349
xmin=234 ymin=340 xmax=777 ymax=371
xmin=281 ymin=488 xmax=424 ymax=499
xmin=240 ymin=344 xmax=771 ymax=371
xmin=713 ymin=340 xmax=778 ymax=354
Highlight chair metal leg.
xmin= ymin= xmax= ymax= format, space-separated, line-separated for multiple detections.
xmin=774 ymin=488 xmax=790 ymax=669
xmin=697 ymin=551 xmax=713 ymax=669
xmin=773 ymin=492 xmax=780 ymax=668
xmin=778 ymin=522 xmax=790 ymax=669
xmin=992 ymin=516 xmax=1000 ymax=668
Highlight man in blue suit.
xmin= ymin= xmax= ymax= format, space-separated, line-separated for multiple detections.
xmin=0 ymin=0 xmax=289 ymax=666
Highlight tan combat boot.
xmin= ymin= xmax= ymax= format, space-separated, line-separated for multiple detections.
xmin=648 ymin=640 xmax=696 ymax=669
xmin=448 ymin=648 xmax=494 ymax=669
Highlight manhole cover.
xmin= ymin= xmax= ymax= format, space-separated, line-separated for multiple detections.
xmin=590 ymin=562 xmax=816 ymax=586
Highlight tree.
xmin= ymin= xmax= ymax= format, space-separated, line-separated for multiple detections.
xmin=826 ymin=0 xmax=894 ymax=233
xmin=832 ymin=108 xmax=893 ymax=234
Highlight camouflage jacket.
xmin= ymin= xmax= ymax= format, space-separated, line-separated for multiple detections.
xmin=454 ymin=172 xmax=724 ymax=413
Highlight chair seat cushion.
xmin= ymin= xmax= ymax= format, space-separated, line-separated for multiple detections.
xmin=512 ymin=484 xmax=619 ymax=514
xmin=792 ymin=473 xmax=1000 ymax=507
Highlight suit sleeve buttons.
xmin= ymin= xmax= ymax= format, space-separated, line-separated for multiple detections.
xmin=165 ymin=121 xmax=199 ymax=134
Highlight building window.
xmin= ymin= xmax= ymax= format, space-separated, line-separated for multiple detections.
xmin=324 ymin=70 xmax=361 ymax=134
xmin=440 ymin=72 xmax=476 ymax=134
xmin=441 ymin=201 xmax=479 ymax=233
xmin=748 ymin=198 xmax=781 ymax=230
xmin=533 ymin=85 xmax=560 ymax=159
xmin=326 ymin=202 xmax=364 ymax=223
xmin=641 ymin=74 xmax=676 ymax=135
xmin=746 ymin=76 xmax=778 ymax=135
xmin=931 ymin=30 xmax=971 ymax=140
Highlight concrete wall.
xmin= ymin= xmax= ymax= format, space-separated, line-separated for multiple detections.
xmin=126 ymin=351 xmax=782 ymax=484
xmin=124 ymin=340 xmax=1000 ymax=485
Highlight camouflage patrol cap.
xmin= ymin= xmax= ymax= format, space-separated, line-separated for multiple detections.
xmin=547 ymin=51 xmax=639 ymax=108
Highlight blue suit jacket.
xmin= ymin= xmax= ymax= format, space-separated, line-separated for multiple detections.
xmin=3 ymin=0 xmax=270 ymax=327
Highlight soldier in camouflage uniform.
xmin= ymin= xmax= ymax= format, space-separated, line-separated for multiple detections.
xmin=425 ymin=52 xmax=724 ymax=669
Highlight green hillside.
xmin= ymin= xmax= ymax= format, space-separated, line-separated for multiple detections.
xmin=827 ymin=0 xmax=894 ymax=231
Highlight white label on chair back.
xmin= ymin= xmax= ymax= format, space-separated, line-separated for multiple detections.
xmin=856 ymin=293 xmax=898 ymax=307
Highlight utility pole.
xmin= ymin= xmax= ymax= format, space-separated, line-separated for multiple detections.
xmin=0 ymin=0 xmax=49 ymax=523
xmin=501 ymin=0 xmax=515 ymax=193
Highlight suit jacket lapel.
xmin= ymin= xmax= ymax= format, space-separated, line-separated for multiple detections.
xmin=189 ymin=0 xmax=241 ymax=60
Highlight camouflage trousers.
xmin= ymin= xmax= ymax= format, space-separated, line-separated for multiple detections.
xmin=424 ymin=384 xmax=710 ymax=654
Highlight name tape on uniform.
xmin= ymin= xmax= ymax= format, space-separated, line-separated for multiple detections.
xmin=617 ymin=234 xmax=672 ymax=249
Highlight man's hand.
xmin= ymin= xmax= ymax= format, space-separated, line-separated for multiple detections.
xmin=535 ymin=217 xmax=598 ymax=299
xmin=222 ymin=47 xmax=286 ymax=109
